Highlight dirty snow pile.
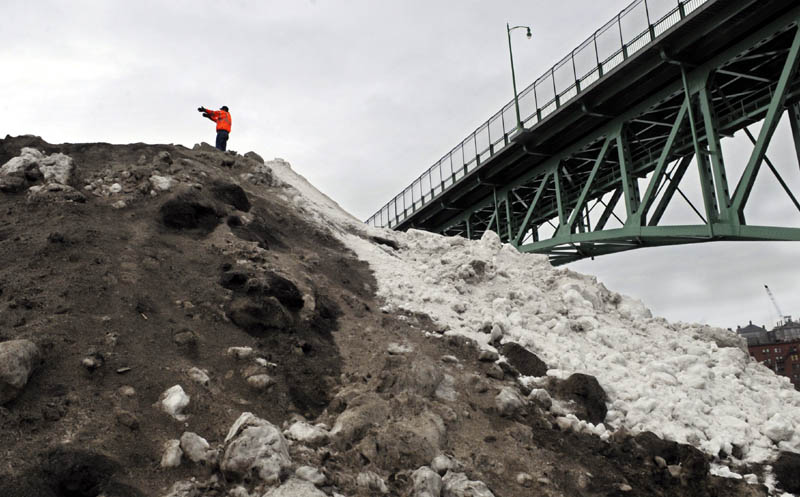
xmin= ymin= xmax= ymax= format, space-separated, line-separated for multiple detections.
xmin=266 ymin=159 xmax=800 ymax=472
xmin=348 ymin=229 xmax=800 ymax=466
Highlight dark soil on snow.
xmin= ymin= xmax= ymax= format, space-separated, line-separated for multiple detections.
xmin=0 ymin=135 xmax=772 ymax=497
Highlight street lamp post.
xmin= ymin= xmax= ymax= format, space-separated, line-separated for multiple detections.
xmin=507 ymin=23 xmax=532 ymax=133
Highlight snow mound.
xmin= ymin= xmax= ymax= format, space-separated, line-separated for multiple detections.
xmin=263 ymin=159 xmax=800 ymax=470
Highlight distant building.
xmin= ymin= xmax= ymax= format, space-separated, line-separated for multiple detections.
xmin=748 ymin=340 xmax=800 ymax=389
xmin=737 ymin=321 xmax=768 ymax=344
xmin=773 ymin=320 xmax=800 ymax=342
xmin=738 ymin=319 xmax=800 ymax=390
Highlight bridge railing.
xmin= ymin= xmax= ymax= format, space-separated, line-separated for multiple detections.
xmin=367 ymin=0 xmax=710 ymax=229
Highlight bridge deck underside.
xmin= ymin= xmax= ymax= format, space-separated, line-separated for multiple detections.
xmin=397 ymin=0 xmax=800 ymax=265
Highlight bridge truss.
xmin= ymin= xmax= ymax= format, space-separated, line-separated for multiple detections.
xmin=368 ymin=0 xmax=800 ymax=265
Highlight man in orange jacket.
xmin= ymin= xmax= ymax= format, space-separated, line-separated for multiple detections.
xmin=197 ymin=105 xmax=232 ymax=151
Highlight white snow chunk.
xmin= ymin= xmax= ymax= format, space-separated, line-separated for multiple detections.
xmin=616 ymin=295 xmax=652 ymax=320
xmin=528 ymin=388 xmax=553 ymax=409
xmin=495 ymin=386 xmax=526 ymax=416
xmin=227 ymin=486 xmax=252 ymax=497
xmin=710 ymin=464 xmax=743 ymax=479
xmin=295 ymin=465 xmax=326 ymax=486
xmin=187 ymin=367 xmax=210 ymax=386
xmin=442 ymin=472 xmax=495 ymax=497
xmin=357 ymin=471 xmax=389 ymax=494
xmin=160 ymin=439 xmax=182 ymax=468
xmin=179 ymin=431 xmax=212 ymax=463
xmin=40 ymin=153 xmax=73 ymax=184
xmin=149 ymin=174 xmax=175 ymax=191
xmin=246 ymin=374 xmax=274 ymax=390
xmin=763 ymin=413 xmax=794 ymax=443
xmin=435 ymin=374 xmax=458 ymax=402
xmin=159 ymin=385 xmax=190 ymax=421
xmin=263 ymin=478 xmax=327 ymax=497
xmin=431 ymin=454 xmax=457 ymax=475
xmin=0 ymin=148 xmax=44 ymax=176
xmin=556 ymin=416 xmax=578 ymax=433
xmin=285 ymin=420 xmax=329 ymax=446
xmin=387 ymin=342 xmax=414 ymax=354
xmin=412 ymin=466 xmax=442 ymax=497
xmin=221 ymin=412 xmax=291 ymax=484
xmin=1 ymin=148 xmax=74 ymax=185
xmin=227 ymin=346 xmax=253 ymax=359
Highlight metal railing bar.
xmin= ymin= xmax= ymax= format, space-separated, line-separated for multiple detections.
xmin=367 ymin=0 xmax=710 ymax=227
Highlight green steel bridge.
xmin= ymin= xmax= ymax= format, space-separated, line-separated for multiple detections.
xmin=366 ymin=0 xmax=800 ymax=265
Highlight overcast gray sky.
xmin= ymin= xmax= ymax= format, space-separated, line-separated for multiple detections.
xmin=4 ymin=0 xmax=800 ymax=330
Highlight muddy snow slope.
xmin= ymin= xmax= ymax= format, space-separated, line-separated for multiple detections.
xmin=270 ymin=157 xmax=800 ymax=476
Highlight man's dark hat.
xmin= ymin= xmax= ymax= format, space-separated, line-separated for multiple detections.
xmin=221 ymin=106 xmax=229 ymax=111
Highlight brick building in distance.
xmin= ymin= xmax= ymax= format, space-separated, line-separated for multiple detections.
xmin=738 ymin=320 xmax=800 ymax=390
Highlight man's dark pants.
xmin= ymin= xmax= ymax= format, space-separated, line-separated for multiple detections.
xmin=216 ymin=130 xmax=229 ymax=151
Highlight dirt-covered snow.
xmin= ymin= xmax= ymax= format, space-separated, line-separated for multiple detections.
xmin=272 ymin=153 xmax=800 ymax=491
xmin=1 ymin=135 xmax=797 ymax=496
xmin=346 ymin=229 xmax=800 ymax=466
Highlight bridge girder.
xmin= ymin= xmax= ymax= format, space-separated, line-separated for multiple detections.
xmin=435 ymin=9 xmax=800 ymax=265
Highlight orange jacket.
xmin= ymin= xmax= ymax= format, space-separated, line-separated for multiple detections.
xmin=205 ymin=109 xmax=232 ymax=132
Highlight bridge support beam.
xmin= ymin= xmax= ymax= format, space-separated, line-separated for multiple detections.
xmin=637 ymin=100 xmax=688 ymax=225
xmin=790 ymin=103 xmax=800 ymax=169
xmin=514 ymin=173 xmax=551 ymax=245
xmin=732 ymin=26 xmax=800 ymax=222
xmin=616 ymin=128 xmax=641 ymax=220
xmin=419 ymin=6 xmax=800 ymax=265
xmin=681 ymin=66 xmax=720 ymax=228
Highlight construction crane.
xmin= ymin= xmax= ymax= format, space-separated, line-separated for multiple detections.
xmin=764 ymin=285 xmax=792 ymax=326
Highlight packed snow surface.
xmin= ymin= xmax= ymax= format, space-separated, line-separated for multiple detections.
xmin=350 ymin=229 xmax=800 ymax=465
xmin=268 ymin=158 xmax=800 ymax=470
